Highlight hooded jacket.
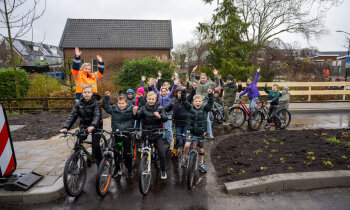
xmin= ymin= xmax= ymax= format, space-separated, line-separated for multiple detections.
xmin=279 ymin=92 xmax=290 ymax=109
xmin=152 ymin=84 xmax=177 ymax=112
xmin=223 ymin=81 xmax=242 ymax=107
xmin=190 ymin=72 xmax=220 ymax=97
xmin=63 ymin=94 xmax=102 ymax=130
xmin=103 ymin=95 xmax=135 ymax=131
xmin=133 ymin=102 xmax=168 ymax=130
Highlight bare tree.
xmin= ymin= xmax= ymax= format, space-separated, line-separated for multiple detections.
xmin=0 ymin=0 xmax=46 ymax=98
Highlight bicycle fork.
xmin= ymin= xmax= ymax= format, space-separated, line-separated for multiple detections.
xmin=141 ymin=147 xmax=152 ymax=174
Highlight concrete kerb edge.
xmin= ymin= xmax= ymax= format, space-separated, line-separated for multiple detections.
xmin=224 ymin=170 xmax=350 ymax=195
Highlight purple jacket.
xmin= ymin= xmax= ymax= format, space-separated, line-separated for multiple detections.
xmin=152 ymin=85 xmax=177 ymax=112
xmin=239 ymin=72 xmax=260 ymax=100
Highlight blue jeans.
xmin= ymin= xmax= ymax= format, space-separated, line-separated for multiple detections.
xmin=249 ymin=97 xmax=259 ymax=113
xmin=175 ymin=125 xmax=187 ymax=148
xmin=164 ymin=114 xmax=173 ymax=143
xmin=204 ymin=101 xmax=212 ymax=135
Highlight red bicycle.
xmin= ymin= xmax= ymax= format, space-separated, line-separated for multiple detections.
xmin=228 ymin=99 xmax=262 ymax=129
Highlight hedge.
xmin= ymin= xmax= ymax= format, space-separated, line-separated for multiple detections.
xmin=0 ymin=68 xmax=29 ymax=98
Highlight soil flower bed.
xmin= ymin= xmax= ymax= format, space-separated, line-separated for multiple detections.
xmin=212 ymin=128 xmax=350 ymax=182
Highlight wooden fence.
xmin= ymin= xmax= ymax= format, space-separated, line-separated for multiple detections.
xmin=1 ymin=82 xmax=350 ymax=112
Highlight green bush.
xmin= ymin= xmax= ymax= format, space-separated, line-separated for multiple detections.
xmin=26 ymin=74 xmax=62 ymax=97
xmin=113 ymin=57 xmax=175 ymax=91
xmin=0 ymin=68 xmax=30 ymax=98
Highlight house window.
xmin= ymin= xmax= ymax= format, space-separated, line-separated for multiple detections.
xmin=33 ymin=46 xmax=39 ymax=51
xmin=92 ymin=59 xmax=98 ymax=72
xmin=40 ymin=56 xmax=44 ymax=61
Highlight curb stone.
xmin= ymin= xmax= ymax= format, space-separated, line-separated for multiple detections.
xmin=224 ymin=170 xmax=350 ymax=194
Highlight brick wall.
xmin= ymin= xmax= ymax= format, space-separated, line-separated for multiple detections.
xmin=63 ymin=48 xmax=171 ymax=78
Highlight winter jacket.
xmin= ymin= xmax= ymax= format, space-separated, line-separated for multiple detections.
xmin=279 ymin=92 xmax=290 ymax=109
xmin=165 ymin=87 xmax=196 ymax=126
xmin=264 ymin=86 xmax=282 ymax=106
xmin=223 ymin=81 xmax=242 ymax=107
xmin=190 ymin=72 xmax=220 ymax=97
xmin=239 ymin=72 xmax=260 ymax=100
xmin=133 ymin=102 xmax=168 ymax=131
xmin=152 ymin=84 xmax=177 ymax=110
xmin=103 ymin=95 xmax=135 ymax=131
xmin=126 ymin=89 xmax=136 ymax=105
xmin=214 ymin=96 xmax=223 ymax=105
xmin=181 ymin=90 xmax=214 ymax=136
xmin=63 ymin=95 xmax=102 ymax=130
xmin=71 ymin=56 xmax=104 ymax=93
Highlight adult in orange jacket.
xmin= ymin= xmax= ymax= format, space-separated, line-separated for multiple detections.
xmin=72 ymin=47 xmax=104 ymax=100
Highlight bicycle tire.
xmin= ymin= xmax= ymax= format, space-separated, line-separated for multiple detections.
xmin=275 ymin=109 xmax=291 ymax=129
xmin=228 ymin=107 xmax=246 ymax=128
xmin=138 ymin=153 xmax=151 ymax=196
xmin=100 ymin=135 xmax=108 ymax=151
xmin=177 ymin=149 xmax=183 ymax=170
xmin=209 ymin=109 xmax=216 ymax=122
xmin=248 ymin=110 xmax=263 ymax=131
xmin=95 ymin=157 xmax=112 ymax=197
xmin=186 ymin=152 xmax=197 ymax=191
xmin=63 ymin=152 xmax=87 ymax=197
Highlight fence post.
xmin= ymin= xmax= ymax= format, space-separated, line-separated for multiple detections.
xmin=344 ymin=85 xmax=346 ymax=100
xmin=42 ymin=98 xmax=49 ymax=111
xmin=308 ymin=85 xmax=311 ymax=101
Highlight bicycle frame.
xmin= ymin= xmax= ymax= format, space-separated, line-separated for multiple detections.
xmin=238 ymin=100 xmax=251 ymax=116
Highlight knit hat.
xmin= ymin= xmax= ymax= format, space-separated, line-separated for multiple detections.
xmin=126 ymin=89 xmax=135 ymax=95
xmin=136 ymin=87 xmax=145 ymax=96
xmin=215 ymin=85 xmax=222 ymax=93
xmin=283 ymin=86 xmax=289 ymax=92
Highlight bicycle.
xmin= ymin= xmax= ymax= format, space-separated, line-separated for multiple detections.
xmin=138 ymin=128 xmax=165 ymax=196
xmin=95 ymin=128 xmax=137 ymax=197
xmin=60 ymin=129 xmax=107 ymax=197
xmin=249 ymin=100 xmax=292 ymax=130
xmin=209 ymin=101 xmax=224 ymax=125
xmin=185 ymin=133 xmax=211 ymax=191
xmin=228 ymin=99 xmax=263 ymax=129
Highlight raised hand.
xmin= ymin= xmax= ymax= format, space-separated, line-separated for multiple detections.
xmin=182 ymin=87 xmax=186 ymax=90
xmin=186 ymin=77 xmax=190 ymax=82
xmin=192 ymin=65 xmax=198 ymax=72
xmin=154 ymin=112 xmax=161 ymax=119
xmin=105 ymin=91 xmax=111 ymax=96
xmin=75 ymin=47 xmax=82 ymax=57
xmin=257 ymin=68 xmax=260 ymax=73
xmin=265 ymin=82 xmax=268 ymax=86
xmin=174 ymin=72 xmax=179 ymax=78
xmin=141 ymin=76 xmax=146 ymax=82
xmin=213 ymin=68 xmax=219 ymax=75
xmin=174 ymin=78 xmax=179 ymax=86
xmin=238 ymin=80 xmax=242 ymax=85
xmin=133 ymin=106 xmax=139 ymax=114
xmin=149 ymin=78 xmax=155 ymax=86
xmin=192 ymin=82 xmax=197 ymax=89
xmin=96 ymin=55 xmax=103 ymax=62
xmin=158 ymin=71 xmax=162 ymax=77
xmin=208 ymin=89 xmax=213 ymax=94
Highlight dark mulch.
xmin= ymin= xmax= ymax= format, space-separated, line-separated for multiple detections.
xmin=211 ymin=128 xmax=350 ymax=183
xmin=7 ymin=111 xmax=109 ymax=141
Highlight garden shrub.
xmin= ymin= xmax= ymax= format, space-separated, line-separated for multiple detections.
xmin=26 ymin=74 xmax=62 ymax=97
xmin=113 ymin=57 xmax=175 ymax=91
xmin=0 ymin=68 xmax=30 ymax=98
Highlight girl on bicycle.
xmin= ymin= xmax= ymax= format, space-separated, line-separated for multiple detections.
xmin=103 ymin=92 xmax=135 ymax=178
xmin=180 ymin=88 xmax=214 ymax=173
xmin=133 ymin=91 xmax=168 ymax=179
xmin=239 ymin=68 xmax=261 ymax=113
xmin=60 ymin=85 xmax=103 ymax=167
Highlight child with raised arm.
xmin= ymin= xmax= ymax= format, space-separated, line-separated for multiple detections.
xmin=222 ymin=75 xmax=242 ymax=126
xmin=239 ymin=68 xmax=261 ymax=113
xmin=180 ymin=88 xmax=214 ymax=173
xmin=264 ymin=83 xmax=282 ymax=129
xmin=132 ymin=91 xmax=169 ymax=179
xmin=190 ymin=65 xmax=220 ymax=139
xmin=103 ymin=92 xmax=135 ymax=178
xmin=60 ymin=85 xmax=103 ymax=166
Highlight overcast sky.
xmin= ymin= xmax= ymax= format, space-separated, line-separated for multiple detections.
xmin=6 ymin=0 xmax=350 ymax=51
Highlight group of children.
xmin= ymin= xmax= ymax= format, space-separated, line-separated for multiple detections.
xmin=61 ymin=49 xmax=291 ymax=182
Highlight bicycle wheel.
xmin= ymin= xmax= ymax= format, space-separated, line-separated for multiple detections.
xmin=95 ymin=157 xmax=113 ymax=197
xmin=177 ymin=148 xmax=183 ymax=170
xmin=248 ymin=110 xmax=263 ymax=131
xmin=275 ymin=109 xmax=291 ymax=129
xmin=228 ymin=107 xmax=246 ymax=128
xmin=63 ymin=152 xmax=87 ymax=197
xmin=100 ymin=135 xmax=108 ymax=151
xmin=209 ymin=110 xmax=216 ymax=122
xmin=186 ymin=152 xmax=197 ymax=191
xmin=138 ymin=153 xmax=152 ymax=196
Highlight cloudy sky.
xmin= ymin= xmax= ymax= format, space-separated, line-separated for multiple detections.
xmin=4 ymin=0 xmax=350 ymax=51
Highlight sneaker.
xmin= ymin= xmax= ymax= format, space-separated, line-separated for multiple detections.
xmin=199 ymin=163 xmax=207 ymax=173
xmin=127 ymin=169 xmax=133 ymax=179
xmin=161 ymin=170 xmax=167 ymax=179
xmin=208 ymin=134 xmax=214 ymax=140
xmin=264 ymin=123 xmax=271 ymax=129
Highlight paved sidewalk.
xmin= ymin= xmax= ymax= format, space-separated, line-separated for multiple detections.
xmin=0 ymin=118 xmax=111 ymax=204
xmin=289 ymin=102 xmax=350 ymax=111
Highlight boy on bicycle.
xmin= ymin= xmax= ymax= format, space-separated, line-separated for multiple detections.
xmin=180 ymin=88 xmax=214 ymax=173
xmin=103 ymin=92 xmax=135 ymax=178
xmin=60 ymin=85 xmax=103 ymax=167
xmin=133 ymin=91 xmax=169 ymax=179
xmin=264 ymin=83 xmax=282 ymax=129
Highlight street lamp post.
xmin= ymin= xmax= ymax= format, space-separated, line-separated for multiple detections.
xmin=336 ymin=30 xmax=350 ymax=81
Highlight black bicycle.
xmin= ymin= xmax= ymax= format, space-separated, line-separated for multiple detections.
xmin=185 ymin=133 xmax=211 ymax=191
xmin=60 ymin=129 xmax=107 ymax=197
xmin=96 ymin=128 xmax=137 ymax=197
xmin=138 ymin=128 xmax=165 ymax=196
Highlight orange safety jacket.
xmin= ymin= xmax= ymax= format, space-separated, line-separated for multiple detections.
xmin=71 ymin=56 xmax=104 ymax=93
